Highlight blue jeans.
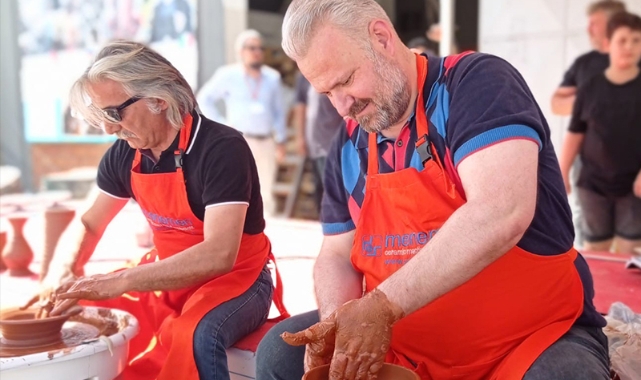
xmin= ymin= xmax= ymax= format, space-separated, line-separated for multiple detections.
xmin=256 ymin=310 xmax=318 ymax=380
xmin=193 ymin=266 xmax=273 ymax=380
xmin=255 ymin=310 xmax=610 ymax=380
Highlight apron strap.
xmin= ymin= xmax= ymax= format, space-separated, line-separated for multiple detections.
xmin=174 ymin=149 xmax=185 ymax=171
xmin=268 ymin=251 xmax=290 ymax=320
xmin=414 ymin=54 xmax=449 ymax=170
xmin=174 ymin=114 xmax=193 ymax=173
xmin=177 ymin=113 xmax=193 ymax=151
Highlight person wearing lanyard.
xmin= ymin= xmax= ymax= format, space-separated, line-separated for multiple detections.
xmin=30 ymin=41 xmax=288 ymax=380
xmin=197 ymin=29 xmax=287 ymax=216
xmin=256 ymin=1 xmax=609 ymax=379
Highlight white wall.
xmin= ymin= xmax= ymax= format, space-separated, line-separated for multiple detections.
xmin=479 ymin=0 xmax=641 ymax=153
xmin=248 ymin=10 xmax=285 ymax=48
xmin=222 ymin=0 xmax=249 ymax=64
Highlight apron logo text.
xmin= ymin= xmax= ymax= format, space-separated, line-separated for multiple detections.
xmin=142 ymin=209 xmax=195 ymax=232
xmin=361 ymin=230 xmax=439 ymax=259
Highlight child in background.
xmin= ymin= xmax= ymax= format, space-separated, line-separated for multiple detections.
xmin=560 ymin=11 xmax=641 ymax=255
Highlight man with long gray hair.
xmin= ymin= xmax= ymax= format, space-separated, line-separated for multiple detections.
xmin=32 ymin=40 xmax=287 ymax=380
xmin=197 ymin=29 xmax=287 ymax=216
xmin=256 ymin=1 xmax=609 ymax=379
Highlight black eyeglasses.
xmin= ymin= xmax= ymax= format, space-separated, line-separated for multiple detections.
xmin=100 ymin=97 xmax=141 ymax=123
xmin=244 ymin=45 xmax=265 ymax=52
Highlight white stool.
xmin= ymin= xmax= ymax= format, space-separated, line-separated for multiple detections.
xmin=227 ymin=347 xmax=257 ymax=379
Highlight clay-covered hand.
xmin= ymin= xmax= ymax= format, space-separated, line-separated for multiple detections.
xmin=50 ymin=272 xmax=129 ymax=316
xmin=283 ymin=289 xmax=405 ymax=380
xmin=282 ymin=315 xmax=337 ymax=372
xmin=21 ymin=270 xmax=78 ymax=319
xmin=20 ymin=294 xmax=56 ymax=319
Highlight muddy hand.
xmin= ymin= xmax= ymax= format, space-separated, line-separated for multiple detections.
xmin=20 ymin=284 xmax=58 ymax=318
xmin=51 ymin=273 xmax=128 ymax=316
xmin=282 ymin=316 xmax=337 ymax=372
xmin=36 ymin=298 xmax=56 ymax=319
xmin=20 ymin=294 xmax=41 ymax=311
xmin=329 ymin=289 xmax=404 ymax=380
xmin=20 ymin=294 xmax=54 ymax=319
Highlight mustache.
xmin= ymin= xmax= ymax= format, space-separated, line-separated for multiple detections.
xmin=348 ymin=99 xmax=371 ymax=119
xmin=117 ymin=130 xmax=136 ymax=139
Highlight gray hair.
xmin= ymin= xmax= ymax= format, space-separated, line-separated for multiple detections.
xmin=235 ymin=29 xmax=262 ymax=61
xmin=282 ymin=0 xmax=391 ymax=60
xmin=69 ymin=40 xmax=196 ymax=130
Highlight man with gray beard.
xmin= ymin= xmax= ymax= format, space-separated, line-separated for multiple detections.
xmin=256 ymin=0 xmax=608 ymax=380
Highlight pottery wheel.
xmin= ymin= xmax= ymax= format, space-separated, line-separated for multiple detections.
xmin=0 ymin=321 xmax=100 ymax=357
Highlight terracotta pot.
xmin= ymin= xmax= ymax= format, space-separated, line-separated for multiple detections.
xmin=303 ymin=363 xmax=420 ymax=380
xmin=0 ymin=308 xmax=74 ymax=348
xmin=40 ymin=205 xmax=75 ymax=281
xmin=2 ymin=215 xmax=34 ymax=277
xmin=0 ymin=230 xmax=7 ymax=271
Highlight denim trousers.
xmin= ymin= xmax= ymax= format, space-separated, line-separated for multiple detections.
xmin=193 ymin=266 xmax=273 ymax=380
xmin=255 ymin=310 xmax=610 ymax=380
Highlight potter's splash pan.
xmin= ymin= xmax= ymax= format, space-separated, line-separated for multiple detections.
xmin=0 ymin=307 xmax=139 ymax=380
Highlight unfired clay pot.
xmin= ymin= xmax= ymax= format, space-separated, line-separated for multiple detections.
xmin=40 ymin=204 xmax=75 ymax=281
xmin=0 ymin=231 xmax=7 ymax=271
xmin=2 ymin=215 xmax=34 ymax=277
xmin=303 ymin=363 xmax=420 ymax=380
xmin=0 ymin=308 xmax=79 ymax=348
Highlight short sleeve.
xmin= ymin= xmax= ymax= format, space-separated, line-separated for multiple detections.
xmin=96 ymin=142 xmax=133 ymax=199
xmin=560 ymin=59 xmax=578 ymax=87
xmin=320 ymin=127 xmax=355 ymax=235
xmin=201 ymin=136 xmax=254 ymax=207
xmin=445 ymin=54 xmax=545 ymax=168
xmin=568 ymin=87 xmax=588 ymax=133
xmin=294 ymin=72 xmax=310 ymax=105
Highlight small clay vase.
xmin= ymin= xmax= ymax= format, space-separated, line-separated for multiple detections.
xmin=2 ymin=214 xmax=35 ymax=277
xmin=40 ymin=204 xmax=75 ymax=281
xmin=0 ymin=230 xmax=7 ymax=271
xmin=303 ymin=363 xmax=420 ymax=380
xmin=0 ymin=308 xmax=78 ymax=348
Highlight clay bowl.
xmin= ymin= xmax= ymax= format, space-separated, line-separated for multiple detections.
xmin=0 ymin=307 xmax=81 ymax=348
xmin=303 ymin=363 xmax=420 ymax=380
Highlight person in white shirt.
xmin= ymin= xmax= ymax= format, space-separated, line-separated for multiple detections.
xmin=198 ymin=30 xmax=286 ymax=215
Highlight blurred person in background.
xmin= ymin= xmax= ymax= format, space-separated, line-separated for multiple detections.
xmin=150 ymin=0 xmax=193 ymax=43
xmin=293 ymin=72 xmax=344 ymax=213
xmin=32 ymin=41 xmax=287 ymax=380
xmin=559 ymin=12 xmax=641 ymax=255
xmin=197 ymin=30 xmax=287 ymax=216
xmin=551 ymin=0 xmax=627 ymax=249
xmin=552 ymin=0 xmax=627 ymax=115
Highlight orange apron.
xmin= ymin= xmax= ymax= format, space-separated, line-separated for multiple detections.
xmin=86 ymin=114 xmax=288 ymax=380
xmin=350 ymin=55 xmax=584 ymax=380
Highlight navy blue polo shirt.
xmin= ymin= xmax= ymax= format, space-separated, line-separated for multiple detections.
xmin=321 ymin=52 xmax=605 ymax=328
